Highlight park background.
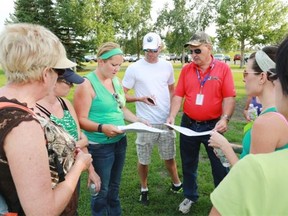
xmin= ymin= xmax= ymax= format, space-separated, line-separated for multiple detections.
xmin=1 ymin=0 xmax=288 ymax=214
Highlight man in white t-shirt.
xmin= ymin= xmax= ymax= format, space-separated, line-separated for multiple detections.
xmin=122 ymin=32 xmax=182 ymax=205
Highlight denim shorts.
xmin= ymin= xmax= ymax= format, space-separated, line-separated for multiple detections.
xmin=136 ymin=124 xmax=176 ymax=165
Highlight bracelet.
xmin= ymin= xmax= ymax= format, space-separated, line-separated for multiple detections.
xmin=98 ymin=124 xmax=103 ymax=133
xmin=221 ymin=114 xmax=230 ymax=122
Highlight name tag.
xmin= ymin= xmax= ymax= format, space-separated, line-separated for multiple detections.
xmin=196 ymin=94 xmax=204 ymax=105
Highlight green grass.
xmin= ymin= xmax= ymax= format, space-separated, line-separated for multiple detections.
xmin=0 ymin=61 xmax=246 ymax=216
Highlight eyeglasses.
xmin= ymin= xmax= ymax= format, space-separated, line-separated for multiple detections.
xmin=189 ymin=49 xmax=201 ymax=55
xmin=267 ymin=68 xmax=278 ymax=82
xmin=57 ymin=78 xmax=73 ymax=87
xmin=52 ymin=68 xmax=65 ymax=76
xmin=113 ymin=93 xmax=123 ymax=109
xmin=143 ymin=49 xmax=158 ymax=53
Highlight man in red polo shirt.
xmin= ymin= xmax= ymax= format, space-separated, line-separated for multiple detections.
xmin=167 ymin=31 xmax=236 ymax=214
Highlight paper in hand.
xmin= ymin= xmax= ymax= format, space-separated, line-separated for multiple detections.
xmin=164 ymin=123 xmax=211 ymax=136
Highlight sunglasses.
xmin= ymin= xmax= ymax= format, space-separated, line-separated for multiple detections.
xmin=57 ymin=78 xmax=73 ymax=87
xmin=189 ymin=49 xmax=201 ymax=54
xmin=143 ymin=49 xmax=158 ymax=53
xmin=113 ymin=93 xmax=123 ymax=109
xmin=52 ymin=68 xmax=65 ymax=76
xmin=267 ymin=68 xmax=278 ymax=82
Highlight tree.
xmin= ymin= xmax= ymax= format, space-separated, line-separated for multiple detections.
xmin=154 ymin=0 xmax=218 ymax=62
xmin=217 ymin=0 xmax=288 ymax=67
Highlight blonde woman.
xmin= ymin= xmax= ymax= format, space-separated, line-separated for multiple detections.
xmin=0 ymin=23 xmax=92 ymax=215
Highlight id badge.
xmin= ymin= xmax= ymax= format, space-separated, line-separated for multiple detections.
xmin=196 ymin=94 xmax=204 ymax=105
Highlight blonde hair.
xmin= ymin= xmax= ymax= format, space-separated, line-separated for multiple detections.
xmin=97 ymin=42 xmax=121 ymax=59
xmin=0 ymin=23 xmax=67 ymax=83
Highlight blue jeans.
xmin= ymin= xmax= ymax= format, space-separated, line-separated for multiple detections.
xmin=88 ymin=136 xmax=127 ymax=216
xmin=180 ymin=114 xmax=229 ymax=202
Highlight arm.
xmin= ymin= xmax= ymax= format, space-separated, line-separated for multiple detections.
xmin=209 ymin=207 xmax=221 ymax=216
xmin=214 ymin=96 xmax=235 ymax=133
xmin=168 ymin=83 xmax=175 ymax=103
xmin=166 ymin=95 xmax=183 ymax=125
xmin=124 ymin=87 xmax=156 ymax=106
xmin=5 ymin=121 xmax=91 ymax=215
xmin=243 ymin=96 xmax=253 ymax=121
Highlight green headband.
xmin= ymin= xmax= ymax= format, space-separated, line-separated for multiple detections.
xmin=99 ymin=48 xmax=123 ymax=60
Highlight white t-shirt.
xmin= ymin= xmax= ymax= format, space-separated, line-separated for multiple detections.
xmin=122 ymin=58 xmax=175 ymax=124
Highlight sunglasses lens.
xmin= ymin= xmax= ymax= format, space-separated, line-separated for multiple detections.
xmin=144 ymin=49 xmax=158 ymax=53
xmin=53 ymin=68 xmax=65 ymax=76
xmin=190 ymin=49 xmax=201 ymax=54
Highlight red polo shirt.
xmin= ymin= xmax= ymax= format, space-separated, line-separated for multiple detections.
xmin=175 ymin=58 xmax=236 ymax=121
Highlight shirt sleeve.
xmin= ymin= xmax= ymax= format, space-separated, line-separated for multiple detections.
xmin=122 ymin=65 xmax=135 ymax=89
xmin=221 ymin=65 xmax=236 ymax=98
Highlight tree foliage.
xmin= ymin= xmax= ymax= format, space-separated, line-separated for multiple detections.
xmin=217 ymin=0 xmax=288 ymax=67
xmin=9 ymin=0 xmax=153 ymax=63
xmin=154 ymin=0 xmax=218 ymax=58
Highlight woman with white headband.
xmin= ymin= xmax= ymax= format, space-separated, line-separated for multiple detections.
xmin=208 ymin=46 xmax=288 ymax=166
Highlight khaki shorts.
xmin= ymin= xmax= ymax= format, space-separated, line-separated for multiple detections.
xmin=136 ymin=124 xmax=176 ymax=165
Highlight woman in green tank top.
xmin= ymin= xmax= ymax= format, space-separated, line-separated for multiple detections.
xmin=208 ymin=46 xmax=288 ymax=167
xmin=73 ymin=42 xmax=146 ymax=216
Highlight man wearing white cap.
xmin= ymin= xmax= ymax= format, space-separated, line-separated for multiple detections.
xmin=122 ymin=32 xmax=182 ymax=205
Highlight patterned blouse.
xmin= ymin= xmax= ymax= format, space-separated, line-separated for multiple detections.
xmin=0 ymin=97 xmax=76 ymax=215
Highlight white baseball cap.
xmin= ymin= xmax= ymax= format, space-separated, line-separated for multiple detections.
xmin=143 ymin=32 xmax=162 ymax=50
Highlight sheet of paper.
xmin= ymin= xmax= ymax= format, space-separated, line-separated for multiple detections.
xmin=164 ymin=123 xmax=211 ymax=136
xmin=118 ymin=122 xmax=167 ymax=133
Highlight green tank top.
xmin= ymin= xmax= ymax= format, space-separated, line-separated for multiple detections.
xmin=36 ymin=97 xmax=78 ymax=140
xmin=240 ymin=107 xmax=288 ymax=158
xmin=84 ymin=72 xmax=125 ymax=144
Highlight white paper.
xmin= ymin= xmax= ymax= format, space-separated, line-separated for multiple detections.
xmin=164 ymin=123 xmax=211 ymax=136
xmin=118 ymin=122 xmax=167 ymax=133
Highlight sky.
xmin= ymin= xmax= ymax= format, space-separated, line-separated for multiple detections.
xmin=0 ymin=0 xmax=215 ymax=35
xmin=0 ymin=1 xmax=14 ymax=32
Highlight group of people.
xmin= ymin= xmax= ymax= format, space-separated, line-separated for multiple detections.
xmin=1 ymin=22 xmax=288 ymax=216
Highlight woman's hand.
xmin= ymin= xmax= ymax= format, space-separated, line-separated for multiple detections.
xmin=101 ymin=124 xmax=124 ymax=137
xmin=208 ymin=131 xmax=230 ymax=150
xmin=74 ymin=148 xmax=92 ymax=171
xmin=87 ymin=166 xmax=101 ymax=193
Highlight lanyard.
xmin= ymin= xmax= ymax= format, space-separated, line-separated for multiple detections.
xmin=196 ymin=60 xmax=215 ymax=93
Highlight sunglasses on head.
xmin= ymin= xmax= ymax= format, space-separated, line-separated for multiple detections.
xmin=189 ymin=49 xmax=202 ymax=54
xmin=143 ymin=49 xmax=158 ymax=53
xmin=267 ymin=68 xmax=278 ymax=82
xmin=52 ymin=68 xmax=65 ymax=76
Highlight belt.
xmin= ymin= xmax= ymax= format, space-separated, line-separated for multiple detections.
xmin=184 ymin=113 xmax=220 ymax=125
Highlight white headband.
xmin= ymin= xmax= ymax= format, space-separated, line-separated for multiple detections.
xmin=255 ymin=50 xmax=275 ymax=72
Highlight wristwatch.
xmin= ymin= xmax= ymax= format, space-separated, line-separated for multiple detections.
xmin=221 ymin=114 xmax=230 ymax=122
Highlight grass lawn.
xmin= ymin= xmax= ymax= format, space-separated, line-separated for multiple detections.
xmin=0 ymin=60 xmax=247 ymax=216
